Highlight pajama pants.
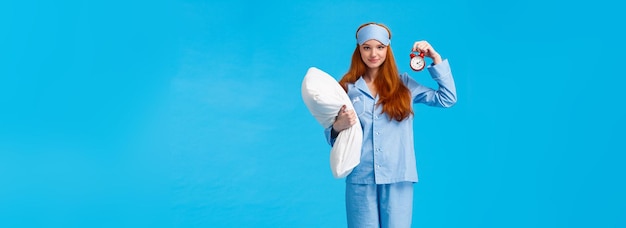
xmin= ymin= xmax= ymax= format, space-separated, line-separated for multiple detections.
xmin=346 ymin=182 xmax=414 ymax=228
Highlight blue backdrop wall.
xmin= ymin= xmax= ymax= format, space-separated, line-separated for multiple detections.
xmin=1 ymin=0 xmax=625 ymax=227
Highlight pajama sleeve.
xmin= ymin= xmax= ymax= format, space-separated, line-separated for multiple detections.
xmin=403 ymin=59 xmax=457 ymax=107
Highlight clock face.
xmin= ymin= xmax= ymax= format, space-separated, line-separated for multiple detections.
xmin=410 ymin=56 xmax=425 ymax=71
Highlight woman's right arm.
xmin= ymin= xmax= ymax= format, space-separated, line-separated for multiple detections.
xmin=324 ymin=105 xmax=357 ymax=146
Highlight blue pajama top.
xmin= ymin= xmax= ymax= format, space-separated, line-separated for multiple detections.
xmin=325 ymin=59 xmax=457 ymax=184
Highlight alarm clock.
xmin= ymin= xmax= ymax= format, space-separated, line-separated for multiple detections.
xmin=409 ymin=52 xmax=425 ymax=71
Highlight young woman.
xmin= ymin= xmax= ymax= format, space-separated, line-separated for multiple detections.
xmin=325 ymin=23 xmax=457 ymax=227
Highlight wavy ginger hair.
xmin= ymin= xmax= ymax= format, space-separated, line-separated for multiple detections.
xmin=339 ymin=23 xmax=413 ymax=121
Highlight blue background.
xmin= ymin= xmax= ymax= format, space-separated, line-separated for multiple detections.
xmin=1 ymin=0 xmax=625 ymax=227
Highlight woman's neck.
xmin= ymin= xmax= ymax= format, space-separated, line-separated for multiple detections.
xmin=363 ymin=68 xmax=379 ymax=83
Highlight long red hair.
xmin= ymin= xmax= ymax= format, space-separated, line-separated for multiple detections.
xmin=339 ymin=23 xmax=413 ymax=121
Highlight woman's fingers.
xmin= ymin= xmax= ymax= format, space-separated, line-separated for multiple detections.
xmin=335 ymin=107 xmax=358 ymax=132
xmin=339 ymin=105 xmax=346 ymax=114
xmin=347 ymin=109 xmax=357 ymax=126
xmin=412 ymin=40 xmax=441 ymax=63
xmin=413 ymin=41 xmax=427 ymax=52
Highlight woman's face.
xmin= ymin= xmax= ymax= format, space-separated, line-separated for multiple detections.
xmin=359 ymin=39 xmax=387 ymax=70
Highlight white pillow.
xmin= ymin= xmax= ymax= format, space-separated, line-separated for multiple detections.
xmin=301 ymin=67 xmax=362 ymax=178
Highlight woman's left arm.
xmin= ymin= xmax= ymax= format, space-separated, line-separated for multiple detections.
xmin=407 ymin=41 xmax=457 ymax=107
